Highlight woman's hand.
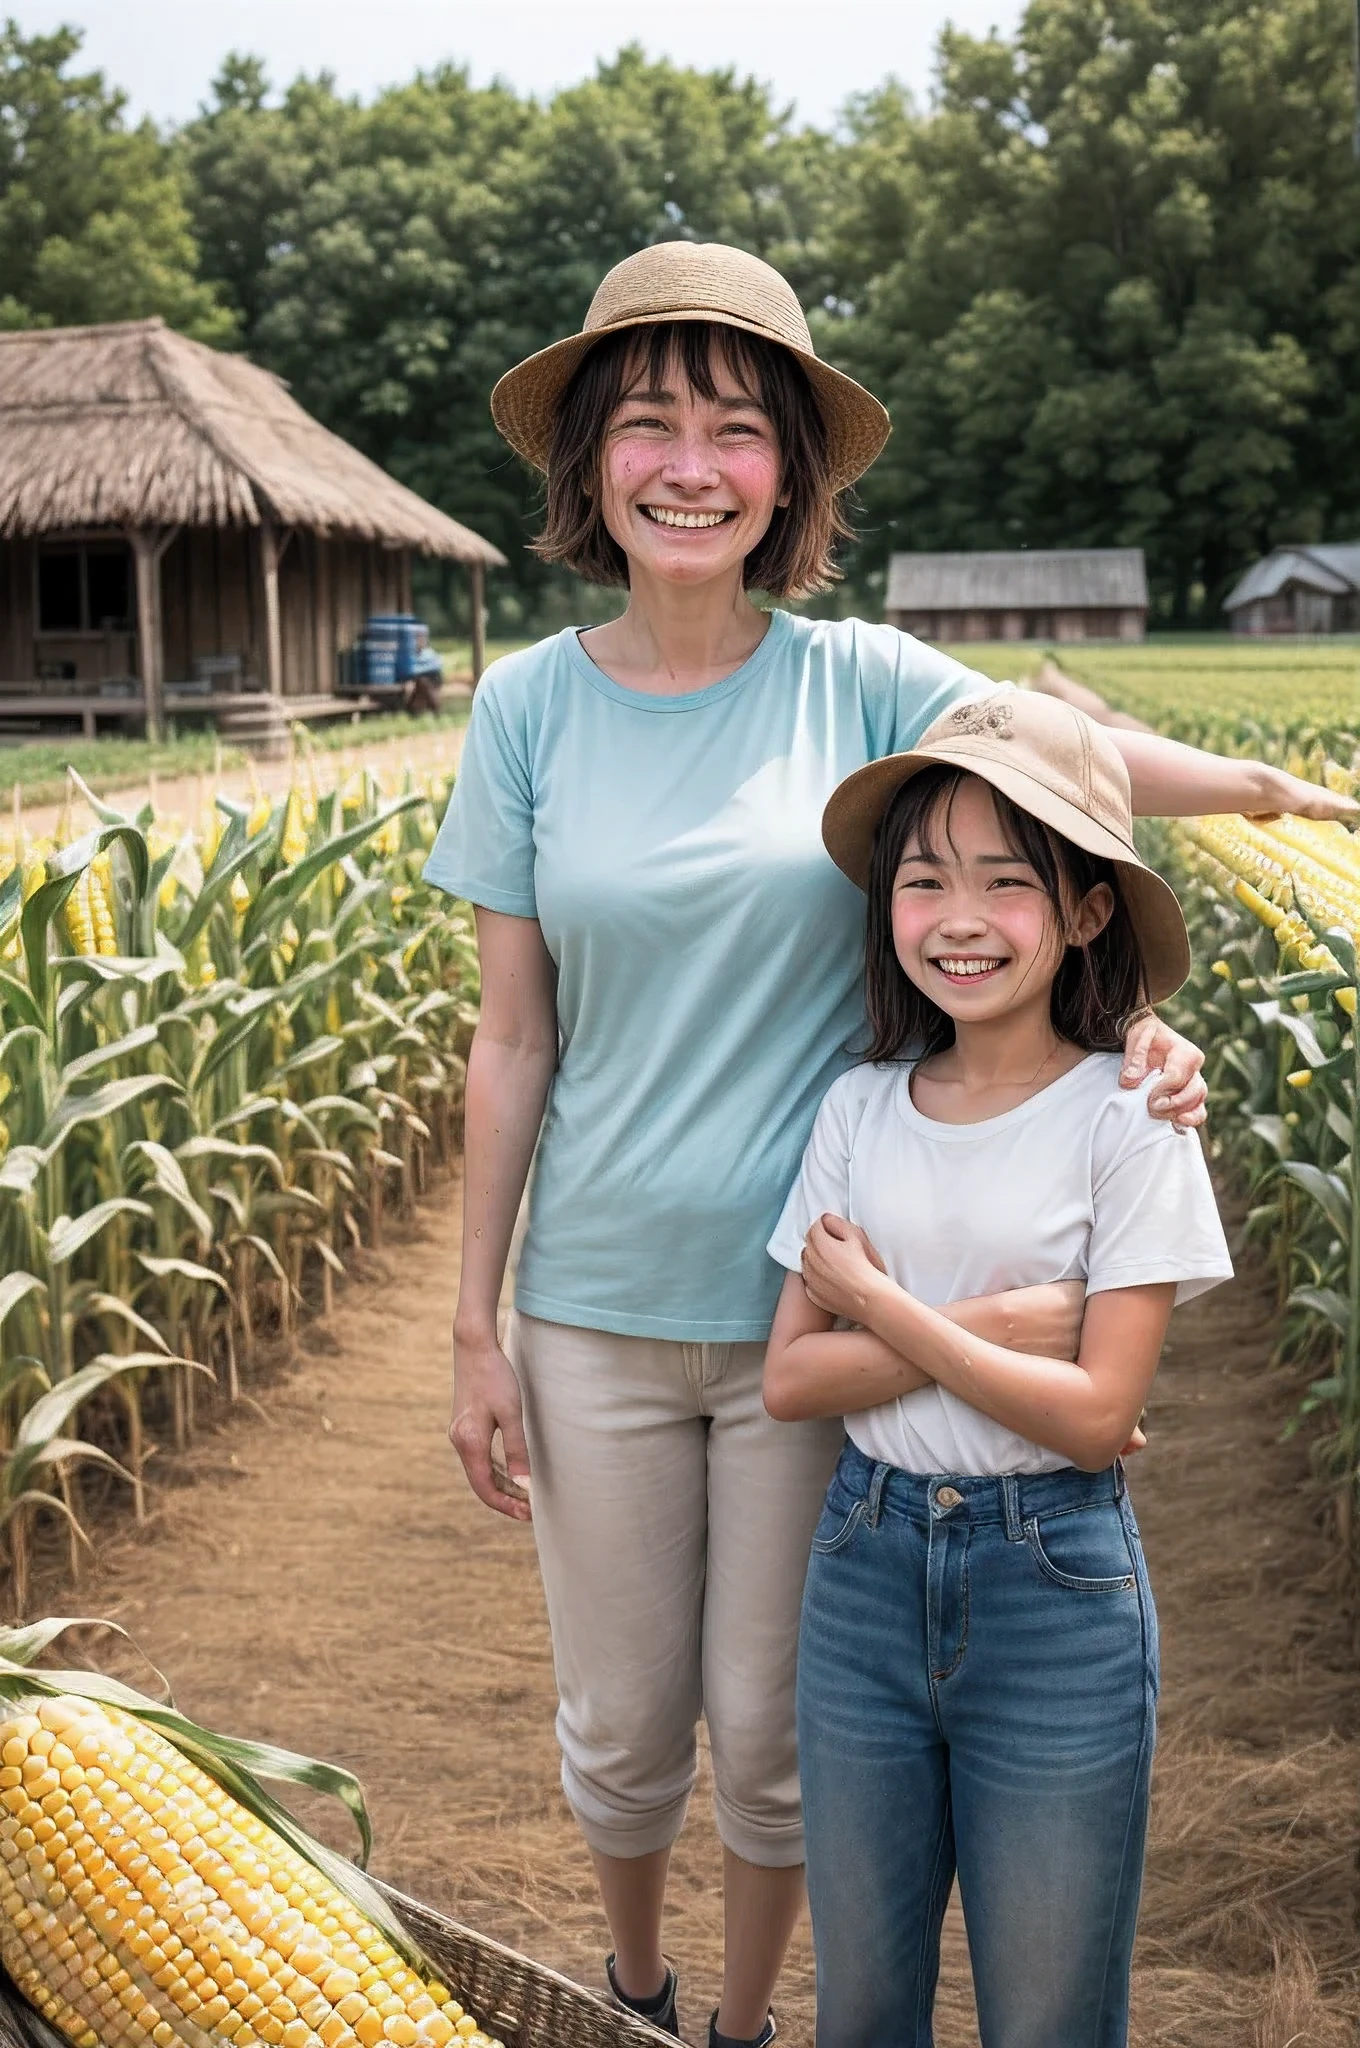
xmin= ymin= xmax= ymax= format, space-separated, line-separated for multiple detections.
xmin=801 ymin=1214 xmax=887 ymax=1322
xmin=449 ymin=1331 xmax=533 ymax=1523
xmin=1119 ymin=1014 xmax=1206 ymax=1131
xmin=1246 ymin=766 xmax=1359 ymax=824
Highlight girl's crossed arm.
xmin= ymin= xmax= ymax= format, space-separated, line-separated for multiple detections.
xmin=765 ymin=1216 xmax=1170 ymax=1471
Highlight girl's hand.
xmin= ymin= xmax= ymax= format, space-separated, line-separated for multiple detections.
xmin=801 ymin=1214 xmax=887 ymax=1321
xmin=449 ymin=1332 xmax=533 ymax=1522
xmin=1119 ymin=1015 xmax=1206 ymax=1131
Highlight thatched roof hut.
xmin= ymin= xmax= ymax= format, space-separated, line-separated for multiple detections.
xmin=885 ymin=548 xmax=1147 ymax=644
xmin=0 ymin=318 xmax=506 ymax=734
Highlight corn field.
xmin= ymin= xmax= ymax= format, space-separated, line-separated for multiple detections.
xmin=1142 ymin=721 xmax=1360 ymax=1545
xmin=0 ymin=754 xmax=475 ymax=1617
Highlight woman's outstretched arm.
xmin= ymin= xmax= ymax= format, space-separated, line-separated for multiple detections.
xmin=450 ymin=905 xmax=559 ymax=1521
xmin=1110 ymin=727 xmax=1358 ymax=823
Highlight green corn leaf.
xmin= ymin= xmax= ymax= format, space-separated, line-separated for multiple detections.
xmin=45 ymin=1200 xmax=155 ymax=1267
xmin=60 ymin=1022 xmax=163 ymax=1087
xmin=0 ymin=971 xmax=43 ymax=1029
xmin=177 ymin=1135 xmax=285 ymax=1181
xmin=0 ymin=863 xmax=21 ymax=933
xmin=0 ymin=1357 xmax=51 ymax=1408
xmin=135 ymin=1254 xmax=230 ymax=1298
xmin=124 ymin=1140 xmax=215 ymax=1248
xmin=63 ymin=1288 xmax=172 ymax=1356
xmin=12 ymin=1356 xmax=203 ymax=1466
xmin=8 ymin=1435 xmax=137 ymax=1509
xmin=1271 ymin=1008 xmax=1332 ymax=1069
xmin=53 ymin=953 xmax=187 ymax=989
xmin=1278 ymin=1161 xmax=1351 ymax=1239
xmin=0 ymin=1148 xmax=42 ymax=1196
xmin=39 ymin=1073 xmax=180 ymax=1157
xmin=1287 ymin=1285 xmax=1353 ymax=1335
xmin=242 ymin=797 xmax=422 ymax=946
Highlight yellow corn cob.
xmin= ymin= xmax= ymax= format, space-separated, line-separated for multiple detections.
xmin=247 ymin=770 xmax=271 ymax=839
xmin=90 ymin=856 xmax=118 ymax=957
xmin=63 ymin=874 xmax=97 ymax=956
xmin=1175 ymin=813 xmax=1360 ymax=1015
xmin=0 ymin=1696 xmax=502 ymax=2048
xmin=281 ymin=792 xmax=308 ymax=868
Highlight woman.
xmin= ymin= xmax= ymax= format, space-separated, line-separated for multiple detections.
xmin=424 ymin=241 xmax=1350 ymax=2046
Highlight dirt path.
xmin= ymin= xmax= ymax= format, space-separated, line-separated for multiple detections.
xmin=56 ymin=1169 xmax=1360 ymax=2048
xmin=16 ymin=714 xmax=469 ymax=840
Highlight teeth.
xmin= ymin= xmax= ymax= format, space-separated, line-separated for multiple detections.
xmin=935 ymin=958 xmax=1004 ymax=976
xmin=645 ymin=506 xmax=729 ymax=528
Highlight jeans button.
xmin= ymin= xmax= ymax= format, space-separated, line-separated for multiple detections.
xmin=935 ymin=1485 xmax=964 ymax=1511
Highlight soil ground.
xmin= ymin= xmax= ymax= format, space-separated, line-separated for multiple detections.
xmin=50 ymin=1166 xmax=1360 ymax=2048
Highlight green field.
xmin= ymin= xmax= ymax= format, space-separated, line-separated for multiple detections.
xmin=943 ymin=636 xmax=1360 ymax=750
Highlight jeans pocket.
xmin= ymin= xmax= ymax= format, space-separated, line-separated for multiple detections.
xmin=1025 ymin=1503 xmax=1136 ymax=1592
xmin=810 ymin=1495 xmax=867 ymax=1556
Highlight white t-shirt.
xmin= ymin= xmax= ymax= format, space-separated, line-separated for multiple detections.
xmin=767 ymin=1052 xmax=1233 ymax=1476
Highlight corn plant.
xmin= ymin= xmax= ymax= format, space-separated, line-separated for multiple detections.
xmin=0 ymin=751 xmax=474 ymax=1615
xmin=1152 ymin=797 xmax=1360 ymax=1545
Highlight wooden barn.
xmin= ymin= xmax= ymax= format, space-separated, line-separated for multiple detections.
xmin=885 ymin=548 xmax=1148 ymax=643
xmin=0 ymin=318 xmax=506 ymax=739
xmin=1223 ymin=544 xmax=1360 ymax=636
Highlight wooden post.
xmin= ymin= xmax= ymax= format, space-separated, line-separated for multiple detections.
xmin=469 ymin=559 xmax=486 ymax=687
xmin=130 ymin=530 xmax=164 ymax=743
xmin=260 ymin=518 xmax=284 ymax=699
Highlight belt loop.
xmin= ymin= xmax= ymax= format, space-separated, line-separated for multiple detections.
xmin=1000 ymin=1474 xmax=1024 ymax=1541
xmin=866 ymin=1461 xmax=889 ymax=1528
xmin=1113 ymin=1457 xmax=1127 ymax=1501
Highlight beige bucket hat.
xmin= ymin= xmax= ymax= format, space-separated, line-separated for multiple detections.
xmin=490 ymin=241 xmax=891 ymax=492
xmin=822 ymin=690 xmax=1191 ymax=1003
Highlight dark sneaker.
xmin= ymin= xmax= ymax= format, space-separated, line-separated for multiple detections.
xmin=707 ymin=2011 xmax=776 ymax=2048
xmin=605 ymin=1953 xmax=680 ymax=2038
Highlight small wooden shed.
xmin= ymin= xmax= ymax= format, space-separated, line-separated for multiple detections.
xmin=885 ymin=549 xmax=1148 ymax=643
xmin=1223 ymin=544 xmax=1360 ymax=635
xmin=0 ymin=318 xmax=506 ymax=737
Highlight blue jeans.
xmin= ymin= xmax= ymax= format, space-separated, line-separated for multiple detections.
xmin=797 ymin=1442 xmax=1159 ymax=2048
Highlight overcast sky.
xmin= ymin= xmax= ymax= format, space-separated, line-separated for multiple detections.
xmin=20 ymin=1 xmax=1028 ymax=131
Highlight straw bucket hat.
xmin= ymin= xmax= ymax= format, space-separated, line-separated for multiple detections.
xmin=490 ymin=241 xmax=891 ymax=492
xmin=822 ymin=690 xmax=1192 ymax=1002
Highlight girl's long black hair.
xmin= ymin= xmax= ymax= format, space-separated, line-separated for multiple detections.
xmin=863 ymin=765 xmax=1149 ymax=1065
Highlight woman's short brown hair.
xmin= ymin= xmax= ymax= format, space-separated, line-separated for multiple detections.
xmin=531 ymin=320 xmax=853 ymax=599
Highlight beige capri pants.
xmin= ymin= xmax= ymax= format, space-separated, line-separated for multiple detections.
xmin=508 ymin=1312 xmax=844 ymax=1867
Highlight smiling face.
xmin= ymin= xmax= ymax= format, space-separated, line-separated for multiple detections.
xmin=596 ymin=333 xmax=787 ymax=590
xmin=891 ymin=777 xmax=1113 ymax=1029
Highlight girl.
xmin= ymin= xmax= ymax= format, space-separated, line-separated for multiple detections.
xmin=764 ymin=689 xmax=1232 ymax=2048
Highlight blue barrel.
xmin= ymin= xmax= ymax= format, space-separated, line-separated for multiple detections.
xmin=356 ymin=632 xmax=399 ymax=688
xmin=367 ymin=612 xmax=424 ymax=680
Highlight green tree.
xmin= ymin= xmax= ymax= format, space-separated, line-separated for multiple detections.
xmin=181 ymin=47 xmax=834 ymax=618
xmin=0 ymin=21 xmax=231 ymax=338
xmin=822 ymin=0 xmax=1360 ymax=620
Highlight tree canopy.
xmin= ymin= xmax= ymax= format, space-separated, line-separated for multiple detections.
xmin=4 ymin=4 xmax=1357 ymax=626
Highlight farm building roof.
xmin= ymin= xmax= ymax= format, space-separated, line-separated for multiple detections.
xmin=885 ymin=548 xmax=1148 ymax=611
xmin=0 ymin=318 xmax=505 ymax=564
xmin=1223 ymin=544 xmax=1360 ymax=611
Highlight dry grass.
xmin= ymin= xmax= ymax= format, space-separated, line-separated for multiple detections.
xmin=25 ymin=1176 xmax=1360 ymax=2048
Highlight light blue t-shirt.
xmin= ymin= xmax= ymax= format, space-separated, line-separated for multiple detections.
xmin=423 ymin=609 xmax=990 ymax=1340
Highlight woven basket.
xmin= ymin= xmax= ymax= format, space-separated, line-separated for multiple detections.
xmin=0 ymin=1881 xmax=673 ymax=2048
xmin=379 ymin=1883 xmax=677 ymax=2048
